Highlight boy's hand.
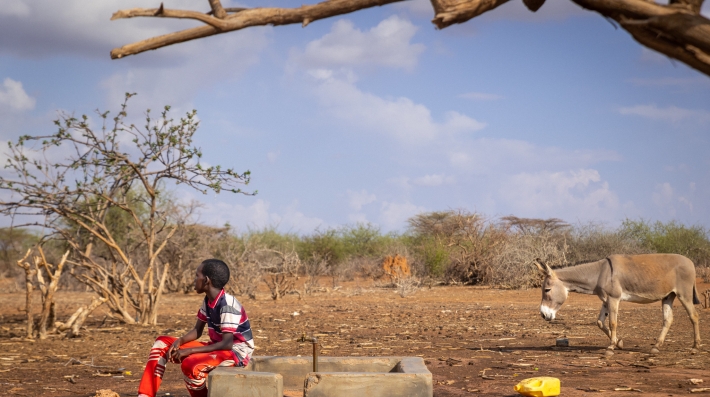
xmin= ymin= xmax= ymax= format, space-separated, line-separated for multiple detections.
xmin=173 ymin=348 xmax=193 ymax=362
xmin=168 ymin=338 xmax=183 ymax=362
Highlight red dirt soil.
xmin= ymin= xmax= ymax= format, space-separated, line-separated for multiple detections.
xmin=1 ymin=280 xmax=709 ymax=397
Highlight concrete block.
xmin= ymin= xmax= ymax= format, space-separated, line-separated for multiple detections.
xmin=303 ymin=357 xmax=432 ymax=397
xmin=304 ymin=372 xmax=432 ymax=397
xmin=253 ymin=356 xmax=400 ymax=389
xmin=207 ymin=367 xmax=283 ymax=397
xmin=207 ymin=356 xmax=432 ymax=397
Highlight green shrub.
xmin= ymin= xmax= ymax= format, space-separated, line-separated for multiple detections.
xmin=419 ymin=238 xmax=448 ymax=277
xmin=620 ymin=219 xmax=710 ymax=266
xmin=566 ymin=222 xmax=650 ymax=264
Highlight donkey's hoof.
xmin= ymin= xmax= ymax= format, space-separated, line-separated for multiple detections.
xmin=616 ymin=339 xmax=624 ymax=350
xmin=604 ymin=350 xmax=614 ymax=357
xmin=690 ymin=348 xmax=699 ymax=355
xmin=650 ymin=347 xmax=660 ymax=354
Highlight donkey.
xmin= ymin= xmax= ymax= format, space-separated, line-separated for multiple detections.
xmin=534 ymin=254 xmax=701 ymax=354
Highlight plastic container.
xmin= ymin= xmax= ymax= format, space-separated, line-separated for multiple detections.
xmin=513 ymin=377 xmax=560 ymax=397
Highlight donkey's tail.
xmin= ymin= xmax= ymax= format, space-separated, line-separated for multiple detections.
xmin=693 ymin=285 xmax=700 ymax=305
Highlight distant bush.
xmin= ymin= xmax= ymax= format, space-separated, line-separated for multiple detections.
xmin=37 ymin=213 xmax=703 ymax=295
xmin=0 ymin=228 xmax=40 ymax=278
xmin=620 ymin=219 xmax=710 ymax=266
xmin=407 ymin=210 xmax=509 ymax=285
xmin=566 ymin=222 xmax=650 ymax=265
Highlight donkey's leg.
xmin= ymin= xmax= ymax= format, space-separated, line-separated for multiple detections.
xmin=596 ymin=302 xmax=611 ymax=339
xmin=677 ymin=293 xmax=701 ymax=353
xmin=651 ymin=294 xmax=675 ymax=354
xmin=607 ymin=298 xmax=620 ymax=350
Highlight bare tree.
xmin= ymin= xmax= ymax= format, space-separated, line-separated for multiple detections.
xmin=110 ymin=0 xmax=710 ymax=77
xmin=162 ymin=219 xmax=229 ymax=293
xmin=31 ymin=248 xmax=69 ymax=339
xmin=500 ymin=216 xmax=570 ymax=235
xmin=0 ymin=93 xmax=252 ymax=325
xmin=260 ymin=247 xmax=301 ymax=300
xmin=15 ymin=246 xmax=105 ymax=339
xmin=303 ymin=253 xmax=329 ymax=295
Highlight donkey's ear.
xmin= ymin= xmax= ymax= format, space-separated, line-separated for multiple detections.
xmin=544 ymin=263 xmax=555 ymax=277
xmin=533 ymin=258 xmax=553 ymax=276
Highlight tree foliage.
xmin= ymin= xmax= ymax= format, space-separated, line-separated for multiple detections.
xmin=0 ymin=93 xmax=252 ymax=325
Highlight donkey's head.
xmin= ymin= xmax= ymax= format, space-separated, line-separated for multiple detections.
xmin=534 ymin=260 xmax=568 ymax=321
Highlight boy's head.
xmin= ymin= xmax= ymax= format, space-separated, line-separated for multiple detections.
xmin=197 ymin=259 xmax=230 ymax=291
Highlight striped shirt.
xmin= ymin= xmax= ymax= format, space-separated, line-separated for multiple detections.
xmin=196 ymin=290 xmax=254 ymax=363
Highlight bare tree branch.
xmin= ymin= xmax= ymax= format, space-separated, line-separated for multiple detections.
xmin=110 ymin=0 xmax=405 ymax=59
xmin=208 ymin=0 xmax=227 ymax=19
xmin=431 ymin=0 xmax=511 ymax=28
xmin=109 ymin=0 xmax=710 ymax=77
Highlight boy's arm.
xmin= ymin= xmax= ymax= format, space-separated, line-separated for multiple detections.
xmin=168 ymin=319 xmax=206 ymax=361
xmin=173 ymin=332 xmax=234 ymax=360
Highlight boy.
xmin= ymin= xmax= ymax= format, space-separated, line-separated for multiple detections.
xmin=138 ymin=259 xmax=255 ymax=397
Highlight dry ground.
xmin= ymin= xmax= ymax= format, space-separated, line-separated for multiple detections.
xmin=1 ymin=279 xmax=709 ymax=397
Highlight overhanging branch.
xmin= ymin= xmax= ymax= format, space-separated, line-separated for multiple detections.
xmin=110 ymin=0 xmax=406 ymax=59
xmin=109 ymin=0 xmax=710 ymax=77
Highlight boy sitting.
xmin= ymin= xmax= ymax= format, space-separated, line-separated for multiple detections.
xmin=138 ymin=259 xmax=255 ymax=397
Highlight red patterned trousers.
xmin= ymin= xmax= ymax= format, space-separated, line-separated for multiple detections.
xmin=137 ymin=335 xmax=240 ymax=397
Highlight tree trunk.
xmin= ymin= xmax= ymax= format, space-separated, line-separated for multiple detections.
xmin=22 ymin=270 xmax=35 ymax=338
xmin=16 ymin=249 xmax=36 ymax=339
xmin=35 ymin=250 xmax=69 ymax=340
xmin=145 ymin=262 xmax=170 ymax=326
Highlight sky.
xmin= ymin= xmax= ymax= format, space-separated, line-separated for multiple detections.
xmin=1 ymin=0 xmax=709 ymax=234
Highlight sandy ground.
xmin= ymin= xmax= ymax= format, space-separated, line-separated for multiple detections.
xmin=0 ymin=279 xmax=709 ymax=397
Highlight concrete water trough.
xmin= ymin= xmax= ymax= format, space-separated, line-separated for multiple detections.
xmin=207 ymin=356 xmax=433 ymax=397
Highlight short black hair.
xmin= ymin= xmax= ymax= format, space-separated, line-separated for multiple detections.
xmin=201 ymin=259 xmax=230 ymax=289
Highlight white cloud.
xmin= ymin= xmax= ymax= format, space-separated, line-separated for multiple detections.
xmin=289 ymin=16 xmax=425 ymax=72
xmin=347 ymin=189 xmax=377 ymax=211
xmin=0 ymin=78 xmax=35 ymax=111
xmin=619 ymin=104 xmax=710 ymax=123
xmin=458 ymin=92 xmax=504 ymax=101
xmin=498 ymin=169 xmax=619 ymax=220
xmin=195 ymin=198 xmax=325 ymax=233
xmin=312 ymin=75 xmax=486 ymax=144
xmin=100 ymin=27 xmax=269 ymax=112
xmin=379 ymin=201 xmax=426 ymax=230
xmin=0 ymin=0 xmax=207 ymax=59
xmin=412 ymin=174 xmax=455 ymax=187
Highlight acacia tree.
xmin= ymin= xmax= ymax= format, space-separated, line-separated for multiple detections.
xmin=0 ymin=93 xmax=252 ymax=325
xmin=109 ymin=0 xmax=710 ymax=77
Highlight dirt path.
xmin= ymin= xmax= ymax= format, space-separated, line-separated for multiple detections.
xmin=1 ymin=281 xmax=708 ymax=396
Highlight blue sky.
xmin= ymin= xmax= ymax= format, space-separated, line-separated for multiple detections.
xmin=1 ymin=0 xmax=709 ymax=233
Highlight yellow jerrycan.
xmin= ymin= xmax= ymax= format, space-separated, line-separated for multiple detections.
xmin=513 ymin=377 xmax=560 ymax=397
